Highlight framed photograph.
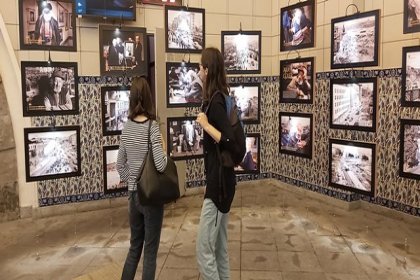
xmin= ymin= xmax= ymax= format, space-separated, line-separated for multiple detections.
xmin=329 ymin=139 xmax=376 ymax=196
xmin=101 ymin=86 xmax=130 ymax=136
xmin=280 ymin=0 xmax=315 ymax=51
xmin=103 ymin=145 xmax=127 ymax=194
xmin=399 ymin=119 xmax=420 ymax=180
xmin=404 ymin=0 xmax=420 ymax=34
xmin=402 ymin=46 xmax=420 ymax=107
xmin=166 ymin=62 xmax=202 ymax=107
xmin=24 ymin=126 xmax=81 ymax=182
xmin=330 ymin=78 xmax=377 ymax=132
xmin=221 ymin=31 xmax=261 ymax=74
xmin=234 ymin=133 xmax=260 ymax=174
xmin=229 ymin=83 xmax=260 ymax=124
xmin=165 ymin=6 xmax=205 ymax=53
xmin=279 ymin=57 xmax=314 ymax=103
xmin=167 ymin=117 xmax=204 ymax=160
xmin=21 ymin=61 xmax=79 ymax=117
xmin=331 ymin=10 xmax=380 ymax=69
xmin=279 ymin=112 xmax=312 ymax=159
xmin=99 ymin=25 xmax=148 ymax=77
xmin=142 ymin=0 xmax=182 ymax=6
xmin=19 ymin=0 xmax=77 ymax=51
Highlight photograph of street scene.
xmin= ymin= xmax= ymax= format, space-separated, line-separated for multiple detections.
xmin=331 ymin=80 xmax=375 ymax=131
xmin=166 ymin=7 xmax=204 ymax=52
xmin=404 ymin=48 xmax=420 ymax=104
xmin=330 ymin=141 xmax=374 ymax=194
xmin=102 ymin=87 xmax=130 ymax=135
xmin=167 ymin=62 xmax=202 ymax=106
xmin=223 ymin=32 xmax=261 ymax=73
xmin=280 ymin=114 xmax=312 ymax=158
xmin=234 ymin=135 xmax=259 ymax=174
xmin=280 ymin=58 xmax=313 ymax=102
xmin=103 ymin=146 xmax=127 ymax=193
xmin=401 ymin=121 xmax=420 ymax=179
xmin=229 ymin=84 xmax=259 ymax=123
xmin=168 ymin=118 xmax=204 ymax=160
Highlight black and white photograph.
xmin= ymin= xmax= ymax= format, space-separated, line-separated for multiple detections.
xmin=103 ymin=145 xmax=127 ymax=194
xmin=142 ymin=0 xmax=182 ymax=6
xmin=222 ymin=31 xmax=261 ymax=74
xmin=21 ymin=61 xmax=78 ymax=116
xmin=404 ymin=0 xmax=420 ymax=34
xmin=19 ymin=0 xmax=77 ymax=51
xmin=24 ymin=126 xmax=81 ymax=182
xmin=330 ymin=78 xmax=377 ymax=132
xmin=331 ymin=10 xmax=379 ymax=69
xmin=165 ymin=6 xmax=205 ymax=53
xmin=75 ymin=0 xmax=136 ymax=20
xmin=400 ymin=119 xmax=420 ymax=180
xmin=279 ymin=112 xmax=312 ymax=159
xmin=280 ymin=57 xmax=314 ymax=103
xmin=402 ymin=46 xmax=420 ymax=107
xmin=167 ymin=117 xmax=204 ymax=160
xmin=329 ymin=139 xmax=375 ymax=196
xmin=166 ymin=62 xmax=202 ymax=107
xmin=280 ymin=0 xmax=315 ymax=51
xmin=101 ymin=87 xmax=130 ymax=136
xmin=234 ymin=134 xmax=260 ymax=174
xmin=229 ymin=83 xmax=260 ymax=124
xmin=99 ymin=25 xmax=148 ymax=77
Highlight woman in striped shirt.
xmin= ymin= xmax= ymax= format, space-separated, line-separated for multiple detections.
xmin=117 ymin=77 xmax=167 ymax=280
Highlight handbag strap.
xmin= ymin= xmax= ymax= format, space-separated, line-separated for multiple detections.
xmin=136 ymin=119 xmax=152 ymax=183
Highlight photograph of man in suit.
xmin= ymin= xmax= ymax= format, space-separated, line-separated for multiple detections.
xmin=132 ymin=35 xmax=143 ymax=68
xmin=34 ymin=2 xmax=61 ymax=46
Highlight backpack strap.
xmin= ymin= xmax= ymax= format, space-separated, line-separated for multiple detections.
xmin=205 ymin=90 xmax=226 ymax=115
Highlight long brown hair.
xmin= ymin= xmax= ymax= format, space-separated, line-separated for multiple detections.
xmin=128 ymin=77 xmax=156 ymax=120
xmin=201 ymin=47 xmax=229 ymax=101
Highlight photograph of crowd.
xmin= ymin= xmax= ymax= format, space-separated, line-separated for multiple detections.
xmin=402 ymin=46 xmax=420 ymax=106
xmin=101 ymin=87 xmax=130 ymax=136
xmin=19 ymin=0 xmax=76 ymax=51
xmin=22 ymin=61 xmax=78 ymax=116
xmin=99 ymin=25 xmax=148 ymax=76
xmin=280 ymin=113 xmax=312 ymax=159
xmin=103 ymin=145 xmax=127 ymax=193
xmin=222 ymin=31 xmax=261 ymax=74
xmin=24 ymin=126 xmax=81 ymax=182
xmin=331 ymin=10 xmax=379 ymax=69
xmin=142 ymin=0 xmax=182 ymax=6
xmin=229 ymin=83 xmax=260 ymax=124
xmin=400 ymin=119 xmax=420 ymax=180
xmin=280 ymin=0 xmax=315 ymax=51
xmin=165 ymin=6 xmax=205 ymax=53
xmin=167 ymin=117 xmax=204 ymax=160
xmin=330 ymin=78 xmax=377 ymax=132
xmin=329 ymin=140 xmax=375 ymax=196
xmin=166 ymin=62 xmax=202 ymax=107
xmin=280 ymin=57 xmax=314 ymax=103
xmin=404 ymin=0 xmax=420 ymax=34
xmin=234 ymin=134 xmax=260 ymax=174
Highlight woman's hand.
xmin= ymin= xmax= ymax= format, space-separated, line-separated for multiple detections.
xmin=196 ymin=113 xmax=209 ymax=129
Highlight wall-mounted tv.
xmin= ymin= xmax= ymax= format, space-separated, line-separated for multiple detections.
xmin=76 ymin=0 xmax=136 ymax=20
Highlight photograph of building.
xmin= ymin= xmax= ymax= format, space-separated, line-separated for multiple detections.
xmin=102 ymin=88 xmax=130 ymax=134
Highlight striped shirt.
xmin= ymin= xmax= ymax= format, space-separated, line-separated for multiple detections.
xmin=117 ymin=119 xmax=168 ymax=191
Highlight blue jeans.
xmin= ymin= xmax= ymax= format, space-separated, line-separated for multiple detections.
xmin=121 ymin=191 xmax=164 ymax=280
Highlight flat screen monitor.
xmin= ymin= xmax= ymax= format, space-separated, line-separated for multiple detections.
xmin=76 ymin=0 xmax=136 ymax=20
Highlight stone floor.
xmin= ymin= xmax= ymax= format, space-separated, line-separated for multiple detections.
xmin=0 ymin=180 xmax=419 ymax=280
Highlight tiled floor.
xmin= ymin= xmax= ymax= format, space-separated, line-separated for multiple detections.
xmin=0 ymin=180 xmax=419 ymax=280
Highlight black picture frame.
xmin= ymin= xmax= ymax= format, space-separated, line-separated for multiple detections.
xmin=24 ymin=126 xmax=81 ymax=182
xmin=166 ymin=62 xmax=202 ymax=108
xmin=19 ymin=0 xmax=77 ymax=51
xmin=142 ymin=0 xmax=182 ymax=6
xmin=165 ymin=6 xmax=205 ymax=53
xmin=101 ymin=86 xmax=130 ymax=136
xmin=221 ymin=30 xmax=262 ymax=74
xmin=103 ymin=145 xmax=128 ymax=194
xmin=402 ymin=46 xmax=420 ymax=107
xmin=280 ymin=0 xmax=315 ymax=52
xmin=234 ymin=133 xmax=260 ymax=174
xmin=331 ymin=10 xmax=380 ymax=69
xmin=399 ymin=119 xmax=420 ymax=180
xmin=329 ymin=139 xmax=376 ymax=196
xmin=167 ymin=117 xmax=204 ymax=160
xmin=228 ymin=83 xmax=261 ymax=124
xmin=404 ymin=0 xmax=420 ymax=34
xmin=279 ymin=57 xmax=314 ymax=104
xmin=99 ymin=25 xmax=148 ymax=77
xmin=330 ymin=78 xmax=377 ymax=132
xmin=21 ymin=61 xmax=79 ymax=117
xmin=279 ymin=112 xmax=313 ymax=159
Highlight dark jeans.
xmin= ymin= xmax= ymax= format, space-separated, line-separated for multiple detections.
xmin=121 ymin=191 xmax=164 ymax=280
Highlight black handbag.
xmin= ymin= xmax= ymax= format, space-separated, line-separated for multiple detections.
xmin=136 ymin=120 xmax=180 ymax=205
